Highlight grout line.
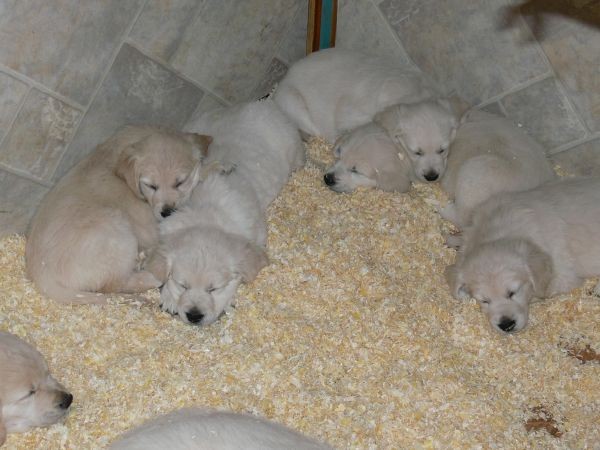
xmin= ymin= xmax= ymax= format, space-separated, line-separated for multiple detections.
xmin=124 ymin=38 xmax=231 ymax=106
xmin=0 ymin=65 xmax=85 ymax=111
xmin=475 ymin=71 xmax=554 ymax=108
xmin=549 ymin=132 xmax=600 ymax=155
xmin=0 ymin=163 xmax=53 ymax=188
xmin=0 ymin=86 xmax=31 ymax=152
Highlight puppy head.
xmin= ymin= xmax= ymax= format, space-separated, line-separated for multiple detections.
xmin=447 ymin=239 xmax=552 ymax=334
xmin=154 ymin=228 xmax=268 ymax=326
xmin=116 ymin=129 xmax=213 ymax=220
xmin=374 ymin=99 xmax=458 ymax=183
xmin=324 ymin=124 xmax=411 ymax=193
xmin=0 ymin=332 xmax=72 ymax=439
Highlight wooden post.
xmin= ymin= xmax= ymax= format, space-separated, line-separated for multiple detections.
xmin=306 ymin=0 xmax=338 ymax=55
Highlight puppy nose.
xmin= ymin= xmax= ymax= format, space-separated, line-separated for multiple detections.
xmin=424 ymin=171 xmax=439 ymax=182
xmin=185 ymin=307 xmax=205 ymax=324
xmin=58 ymin=392 xmax=73 ymax=409
xmin=498 ymin=317 xmax=516 ymax=332
xmin=324 ymin=172 xmax=336 ymax=186
xmin=160 ymin=206 xmax=176 ymax=218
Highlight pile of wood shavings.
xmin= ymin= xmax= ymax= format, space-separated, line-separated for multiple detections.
xmin=1 ymin=138 xmax=599 ymax=449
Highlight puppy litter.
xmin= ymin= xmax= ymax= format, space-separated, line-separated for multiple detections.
xmin=0 ymin=139 xmax=599 ymax=449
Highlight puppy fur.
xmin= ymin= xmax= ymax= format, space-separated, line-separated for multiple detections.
xmin=446 ymin=177 xmax=600 ymax=334
xmin=324 ymin=122 xmax=413 ymax=193
xmin=273 ymin=47 xmax=435 ymax=143
xmin=374 ymin=99 xmax=459 ymax=183
xmin=109 ymin=408 xmax=332 ymax=450
xmin=146 ymin=99 xmax=304 ymax=325
xmin=26 ymin=126 xmax=211 ymax=304
xmin=440 ymin=109 xmax=556 ymax=228
xmin=0 ymin=332 xmax=72 ymax=446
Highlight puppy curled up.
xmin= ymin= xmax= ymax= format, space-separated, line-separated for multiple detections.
xmin=26 ymin=126 xmax=212 ymax=303
xmin=145 ymin=99 xmax=305 ymax=325
xmin=446 ymin=177 xmax=600 ymax=334
xmin=440 ymin=109 xmax=556 ymax=230
xmin=0 ymin=332 xmax=72 ymax=446
xmin=273 ymin=47 xmax=436 ymax=143
xmin=109 ymin=408 xmax=332 ymax=450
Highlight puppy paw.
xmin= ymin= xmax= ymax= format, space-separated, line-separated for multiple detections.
xmin=444 ymin=232 xmax=463 ymax=250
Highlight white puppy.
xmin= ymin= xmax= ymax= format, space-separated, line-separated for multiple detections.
xmin=373 ymin=99 xmax=459 ymax=183
xmin=109 ymin=408 xmax=332 ymax=450
xmin=273 ymin=47 xmax=435 ymax=143
xmin=0 ymin=332 xmax=72 ymax=446
xmin=446 ymin=177 xmax=600 ymax=334
xmin=440 ymin=109 xmax=556 ymax=229
xmin=26 ymin=126 xmax=211 ymax=303
xmin=146 ymin=99 xmax=304 ymax=325
xmin=323 ymin=122 xmax=413 ymax=193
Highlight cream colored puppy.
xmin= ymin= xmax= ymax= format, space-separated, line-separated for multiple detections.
xmin=323 ymin=122 xmax=413 ymax=193
xmin=374 ymin=99 xmax=459 ymax=183
xmin=146 ymin=100 xmax=304 ymax=325
xmin=110 ymin=408 xmax=332 ymax=450
xmin=26 ymin=126 xmax=212 ymax=304
xmin=440 ymin=109 xmax=556 ymax=229
xmin=0 ymin=332 xmax=72 ymax=446
xmin=446 ymin=177 xmax=600 ymax=334
xmin=273 ymin=48 xmax=435 ymax=143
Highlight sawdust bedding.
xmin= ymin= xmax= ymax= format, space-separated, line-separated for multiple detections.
xmin=1 ymin=138 xmax=599 ymax=449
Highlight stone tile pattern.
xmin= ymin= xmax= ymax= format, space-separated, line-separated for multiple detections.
xmin=0 ymin=0 xmax=307 ymax=235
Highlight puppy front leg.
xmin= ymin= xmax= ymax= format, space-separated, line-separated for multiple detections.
xmin=117 ymin=270 xmax=162 ymax=293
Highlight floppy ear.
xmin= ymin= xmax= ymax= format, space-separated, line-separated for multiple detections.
xmin=144 ymin=249 xmax=172 ymax=284
xmin=236 ymin=243 xmax=269 ymax=282
xmin=445 ymin=263 xmax=470 ymax=299
xmin=0 ymin=401 xmax=6 ymax=446
xmin=115 ymin=147 xmax=143 ymax=199
xmin=516 ymin=240 xmax=553 ymax=297
xmin=374 ymin=106 xmax=408 ymax=149
xmin=184 ymin=133 xmax=213 ymax=159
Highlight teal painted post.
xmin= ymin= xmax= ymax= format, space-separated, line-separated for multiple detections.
xmin=319 ymin=0 xmax=335 ymax=49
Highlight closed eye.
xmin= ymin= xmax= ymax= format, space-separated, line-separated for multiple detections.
xmin=174 ymin=178 xmax=186 ymax=189
xmin=350 ymin=166 xmax=359 ymax=174
xmin=173 ymin=279 xmax=189 ymax=290
xmin=415 ymin=149 xmax=424 ymax=157
xmin=480 ymin=299 xmax=490 ymax=305
xmin=507 ymin=290 xmax=515 ymax=299
xmin=20 ymin=388 xmax=36 ymax=401
xmin=144 ymin=182 xmax=158 ymax=191
xmin=437 ymin=147 xmax=446 ymax=154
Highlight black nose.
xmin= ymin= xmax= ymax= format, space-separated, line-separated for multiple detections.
xmin=161 ymin=206 xmax=175 ymax=218
xmin=424 ymin=171 xmax=439 ymax=182
xmin=58 ymin=392 xmax=73 ymax=409
xmin=185 ymin=307 xmax=205 ymax=324
xmin=324 ymin=172 xmax=336 ymax=186
xmin=498 ymin=317 xmax=516 ymax=332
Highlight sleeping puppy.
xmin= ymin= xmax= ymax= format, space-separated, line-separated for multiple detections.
xmin=323 ymin=122 xmax=413 ymax=193
xmin=109 ymin=408 xmax=332 ymax=450
xmin=0 ymin=332 xmax=72 ymax=446
xmin=440 ymin=109 xmax=556 ymax=229
xmin=446 ymin=177 xmax=600 ymax=334
xmin=373 ymin=99 xmax=459 ymax=183
xmin=273 ymin=47 xmax=435 ymax=143
xmin=146 ymin=99 xmax=304 ymax=325
xmin=26 ymin=126 xmax=212 ymax=304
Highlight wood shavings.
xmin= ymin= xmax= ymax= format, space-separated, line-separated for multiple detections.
xmin=0 ymin=139 xmax=599 ymax=449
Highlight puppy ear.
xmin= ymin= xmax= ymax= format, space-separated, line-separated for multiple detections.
xmin=236 ymin=243 xmax=269 ymax=282
xmin=144 ymin=249 xmax=171 ymax=284
xmin=374 ymin=106 xmax=407 ymax=148
xmin=445 ymin=264 xmax=470 ymax=299
xmin=0 ymin=401 xmax=6 ymax=446
xmin=516 ymin=240 xmax=552 ymax=297
xmin=184 ymin=133 xmax=213 ymax=159
xmin=115 ymin=148 xmax=143 ymax=199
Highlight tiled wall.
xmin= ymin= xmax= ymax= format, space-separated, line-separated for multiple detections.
xmin=0 ymin=0 xmax=305 ymax=236
xmin=336 ymin=0 xmax=600 ymax=175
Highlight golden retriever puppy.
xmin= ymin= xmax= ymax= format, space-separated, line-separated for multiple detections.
xmin=273 ymin=48 xmax=435 ymax=143
xmin=0 ymin=332 xmax=72 ymax=446
xmin=440 ymin=109 xmax=556 ymax=229
xmin=323 ymin=122 xmax=413 ymax=193
xmin=110 ymin=408 xmax=332 ymax=450
xmin=146 ymin=99 xmax=304 ymax=325
xmin=446 ymin=177 xmax=600 ymax=334
xmin=26 ymin=126 xmax=212 ymax=304
xmin=373 ymin=99 xmax=459 ymax=183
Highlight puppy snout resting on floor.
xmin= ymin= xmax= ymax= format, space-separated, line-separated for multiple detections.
xmin=146 ymin=99 xmax=304 ymax=325
xmin=440 ymin=109 xmax=555 ymax=230
xmin=0 ymin=332 xmax=72 ymax=446
xmin=446 ymin=177 xmax=600 ymax=334
xmin=273 ymin=47 xmax=435 ymax=143
xmin=109 ymin=408 xmax=332 ymax=450
xmin=26 ymin=126 xmax=212 ymax=304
